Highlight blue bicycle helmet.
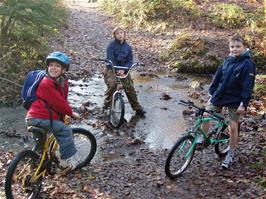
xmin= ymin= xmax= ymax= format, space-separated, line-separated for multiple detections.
xmin=45 ymin=51 xmax=70 ymax=71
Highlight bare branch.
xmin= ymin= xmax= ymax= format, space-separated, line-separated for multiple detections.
xmin=0 ymin=77 xmax=23 ymax=87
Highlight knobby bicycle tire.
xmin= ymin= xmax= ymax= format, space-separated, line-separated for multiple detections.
xmin=5 ymin=150 xmax=42 ymax=199
xmin=214 ymin=123 xmax=240 ymax=157
xmin=109 ymin=92 xmax=125 ymax=128
xmin=165 ymin=135 xmax=195 ymax=179
xmin=72 ymin=128 xmax=97 ymax=169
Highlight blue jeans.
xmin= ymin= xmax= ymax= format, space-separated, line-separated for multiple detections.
xmin=26 ymin=118 xmax=77 ymax=159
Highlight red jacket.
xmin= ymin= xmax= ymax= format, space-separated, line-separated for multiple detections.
xmin=26 ymin=76 xmax=73 ymax=120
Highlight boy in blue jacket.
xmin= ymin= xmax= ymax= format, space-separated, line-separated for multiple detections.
xmin=204 ymin=34 xmax=256 ymax=169
xmin=103 ymin=27 xmax=145 ymax=116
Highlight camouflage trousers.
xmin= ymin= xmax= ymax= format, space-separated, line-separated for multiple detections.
xmin=103 ymin=69 xmax=141 ymax=111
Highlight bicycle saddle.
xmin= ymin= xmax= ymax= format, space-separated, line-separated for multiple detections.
xmin=27 ymin=126 xmax=46 ymax=134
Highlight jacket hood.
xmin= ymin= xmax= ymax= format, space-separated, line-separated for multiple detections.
xmin=114 ymin=38 xmax=126 ymax=44
xmin=229 ymin=48 xmax=252 ymax=62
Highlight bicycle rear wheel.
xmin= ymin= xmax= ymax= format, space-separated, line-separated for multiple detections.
xmin=5 ymin=150 xmax=42 ymax=199
xmin=72 ymin=128 xmax=97 ymax=169
xmin=165 ymin=135 xmax=195 ymax=179
xmin=215 ymin=123 xmax=240 ymax=157
xmin=109 ymin=92 xmax=125 ymax=128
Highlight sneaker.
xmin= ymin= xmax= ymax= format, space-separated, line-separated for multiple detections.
xmin=135 ymin=107 xmax=146 ymax=116
xmin=60 ymin=152 xmax=83 ymax=170
xmin=196 ymin=134 xmax=204 ymax=144
xmin=102 ymin=103 xmax=109 ymax=110
xmin=221 ymin=150 xmax=234 ymax=169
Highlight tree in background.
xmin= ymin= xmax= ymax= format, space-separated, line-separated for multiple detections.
xmin=0 ymin=0 xmax=67 ymax=105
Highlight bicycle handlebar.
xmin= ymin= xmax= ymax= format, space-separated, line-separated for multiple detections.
xmin=179 ymin=100 xmax=224 ymax=120
xmin=92 ymin=58 xmax=145 ymax=79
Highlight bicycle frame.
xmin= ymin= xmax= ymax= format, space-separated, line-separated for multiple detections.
xmin=193 ymin=115 xmax=229 ymax=143
xmin=93 ymin=58 xmax=144 ymax=114
xmin=178 ymin=116 xmax=228 ymax=159
xmin=179 ymin=100 xmax=230 ymax=154
xmin=30 ymin=133 xmax=58 ymax=183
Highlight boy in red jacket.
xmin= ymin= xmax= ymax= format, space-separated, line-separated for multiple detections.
xmin=26 ymin=51 xmax=81 ymax=170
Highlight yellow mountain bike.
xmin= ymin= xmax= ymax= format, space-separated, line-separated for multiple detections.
xmin=5 ymin=119 xmax=97 ymax=199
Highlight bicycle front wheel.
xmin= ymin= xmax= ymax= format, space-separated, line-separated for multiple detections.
xmin=5 ymin=150 xmax=42 ymax=199
xmin=109 ymin=92 xmax=125 ymax=128
xmin=72 ymin=128 xmax=97 ymax=169
xmin=165 ymin=135 xmax=195 ymax=179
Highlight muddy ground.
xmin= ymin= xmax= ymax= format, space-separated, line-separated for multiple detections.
xmin=0 ymin=1 xmax=265 ymax=199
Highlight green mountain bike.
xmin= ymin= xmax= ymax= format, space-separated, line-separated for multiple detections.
xmin=165 ymin=100 xmax=238 ymax=179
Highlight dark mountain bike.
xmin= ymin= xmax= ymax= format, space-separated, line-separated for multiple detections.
xmin=94 ymin=58 xmax=144 ymax=128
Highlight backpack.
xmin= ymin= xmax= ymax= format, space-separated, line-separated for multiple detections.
xmin=21 ymin=70 xmax=46 ymax=109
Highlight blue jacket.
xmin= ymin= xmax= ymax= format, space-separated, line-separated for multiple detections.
xmin=209 ymin=50 xmax=256 ymax=108
xmin=106 ymin=39 xmax=133 ymax=70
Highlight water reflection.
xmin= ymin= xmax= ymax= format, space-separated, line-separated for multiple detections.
xmin=131 ymin=72 xmax=188 ymax=149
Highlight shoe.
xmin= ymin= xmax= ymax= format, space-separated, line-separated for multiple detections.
xmin=221 ymin=150 xmax=234 ymax=169
xmin=135 ymin=107 xmax=146 ymax=116
xmin=102 ymin=103 xmax=109 ymax=110
xmin=60 ymin=152 xmax=83 ymax=170
xmin=196 ymin=134 xmax=204 ymax=144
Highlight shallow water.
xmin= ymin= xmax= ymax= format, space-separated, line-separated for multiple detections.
xmin=0 ymin=72 xmax=209 ymax=152
xmin=69 ymin=71 xmax=194 ymax=149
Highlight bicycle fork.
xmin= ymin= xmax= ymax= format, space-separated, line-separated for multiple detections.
xmin=111 ymin=90 xmax=123 ymax=109
xmin=176 ymin=137 xmax=196 ymax=160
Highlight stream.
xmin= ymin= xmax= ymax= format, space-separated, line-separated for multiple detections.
xmin=0 ymin=71 xmax=209 ymax=153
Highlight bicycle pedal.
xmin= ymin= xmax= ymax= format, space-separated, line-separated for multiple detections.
xmin=48 ymin=163 xmax=60 ymax=175
xmin=195 ymin=143 xmax=205 ymax=151
xmin=57 ymin=167 xmax=71 ymax=176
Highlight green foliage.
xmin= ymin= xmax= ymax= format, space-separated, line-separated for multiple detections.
xmin=100 ymin=0 xmax=202 ymax=30
xmin=0 ymin=0 xmax=67 ymax=105
xmin=141 ymin=0 xmax=175 ymax=21
xmin=101 ymin=0 xmax=122 ymax=15
xmin=160 ymin=33 xmax=221 ymax=74
xmin=254 ymin=75 xmax=266 ymax=97
xmin=101 ymin=1 xmax=264 ymax=74
xmin=210 ymin=3 xmax=246 ymax=28
xmin=0 ymin=0 xmax=67 ymax=75
xmin=243 ymin=18 xmax=266 ymax=73
xmin=174 ymin=0 xmax=201 ymax=17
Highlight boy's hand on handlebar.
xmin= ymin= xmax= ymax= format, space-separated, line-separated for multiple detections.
xmin=116 ymin=70 xmax=126 ymax=77
xmin=236 ymin=105 xmax=245 ymax=114
xmin=72 ymin=112 xmax=81 ymax=119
